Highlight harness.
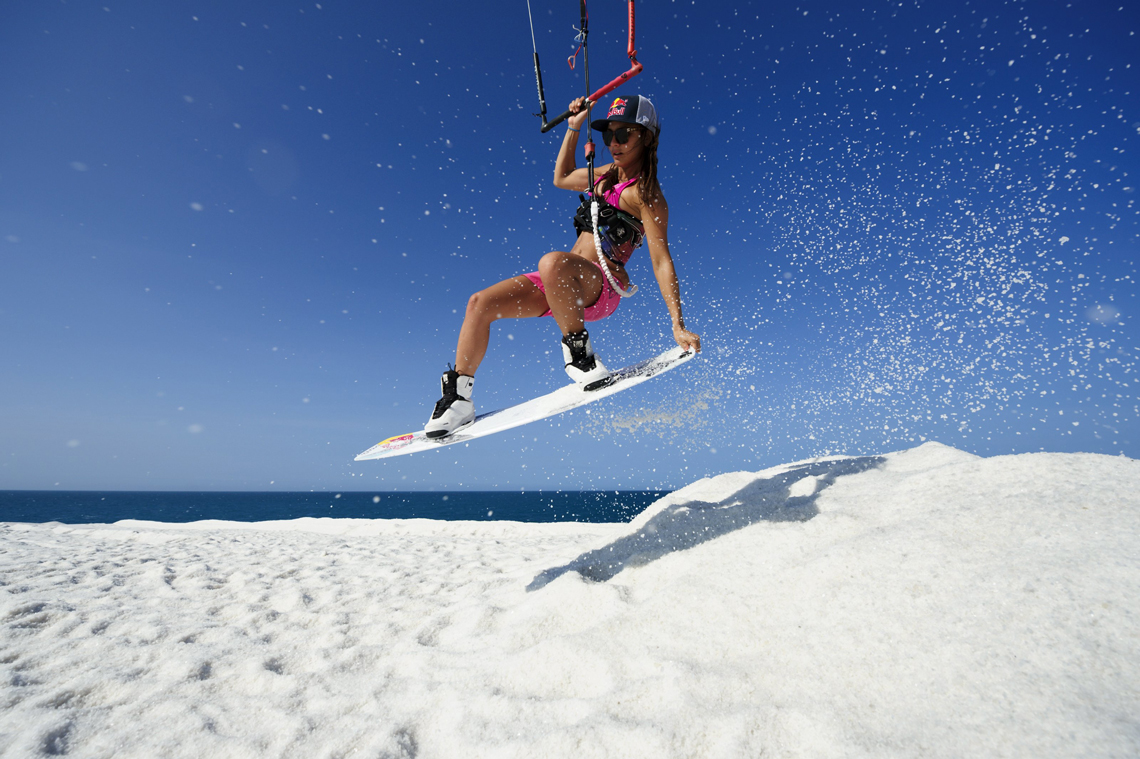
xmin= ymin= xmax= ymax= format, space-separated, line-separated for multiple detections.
xmin=572 ymin=192 xmax=644 ymax=268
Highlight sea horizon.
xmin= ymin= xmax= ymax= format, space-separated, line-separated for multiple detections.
xmin=0 ymin=489 xmax=671 ymax=525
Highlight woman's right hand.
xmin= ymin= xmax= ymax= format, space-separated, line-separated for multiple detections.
xmin=567 ymin=97 xmax=590 ymax=132
xmin=673 ymin=325 xmax=702 ymax=354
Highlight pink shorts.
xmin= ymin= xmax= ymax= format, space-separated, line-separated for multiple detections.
xmin=522 ymin=261 xmax=622 ymax=322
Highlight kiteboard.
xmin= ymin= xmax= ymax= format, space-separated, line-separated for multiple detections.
xmin=354 ymin=345 xmax=695 ymax=461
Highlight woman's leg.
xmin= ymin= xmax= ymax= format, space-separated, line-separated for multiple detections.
xmin=537 ymin=251 xmax=605 ymax=336
xmin=455 ymin=275 xmax=550 ymax=376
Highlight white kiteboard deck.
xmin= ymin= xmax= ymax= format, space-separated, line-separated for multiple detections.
xmin=355 ymin=346 xmax=695 ymax=461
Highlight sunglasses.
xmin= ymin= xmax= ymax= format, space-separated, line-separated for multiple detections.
xmin=602 ymin=126 xmax=640 ymax=145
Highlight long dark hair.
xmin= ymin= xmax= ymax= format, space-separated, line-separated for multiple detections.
xmin=598 ymin=125 xmax=662 ymax=211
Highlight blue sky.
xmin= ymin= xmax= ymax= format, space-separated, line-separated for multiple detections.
xmin=1 ymin=0 xmax=1136 ymax=491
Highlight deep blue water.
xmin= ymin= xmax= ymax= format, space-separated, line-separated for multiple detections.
xmin=0 ymin=490 xmax=667 ymax=525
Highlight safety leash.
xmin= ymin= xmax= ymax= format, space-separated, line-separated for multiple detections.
xmin=591 ymin=201 xmax=637 ymax=298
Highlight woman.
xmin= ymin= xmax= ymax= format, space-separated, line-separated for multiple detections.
xmin=425 ymin=94 xmax=702 ymax=438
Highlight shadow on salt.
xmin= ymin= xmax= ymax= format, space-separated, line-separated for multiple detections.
xmin=528 ymin=455 xmax=886 ymax=590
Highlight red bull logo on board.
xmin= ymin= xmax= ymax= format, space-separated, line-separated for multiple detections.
xmin=379 ymin=433 xmax=416 ymax=450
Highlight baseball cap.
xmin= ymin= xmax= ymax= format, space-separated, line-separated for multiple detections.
xmin=590 ymin=95 xmax=659 ymax=135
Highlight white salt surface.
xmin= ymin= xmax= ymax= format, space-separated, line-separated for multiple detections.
xmin=2 ymin=442 xmax=1138 ymax=757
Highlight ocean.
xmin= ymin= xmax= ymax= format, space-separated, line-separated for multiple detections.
xmin=0 ymin=490 xmax=668 ymax=525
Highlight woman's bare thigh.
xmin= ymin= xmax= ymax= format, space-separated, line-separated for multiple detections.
xmin=469 ymin=275 xmax=550 ymax=320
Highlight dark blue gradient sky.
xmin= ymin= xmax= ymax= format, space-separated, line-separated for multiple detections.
xmin=1 ymin=0 xmax=1136 ymax=491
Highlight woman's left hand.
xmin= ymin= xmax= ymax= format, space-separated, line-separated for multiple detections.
xmin=674 ymin=326 xmax=702 ymax=353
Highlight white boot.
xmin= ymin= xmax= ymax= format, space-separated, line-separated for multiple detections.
xmin=424 ymin=369 xmax=475 ymax=438
xmin=562 ymin=330 xmax=610 ymax=386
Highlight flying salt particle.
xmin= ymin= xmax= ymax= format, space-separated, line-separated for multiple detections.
xmin=66 ymin=440 xmax=80 ymax=448
xmin=70 ymin=162 xmax=88 ymax=171
xmin=188 ymin=424 xmax=204 ymax=434
xmin=190 ymin=203 xmax=203 ymax=211
xmin=708 ymin=126 xmax=717 ymax=135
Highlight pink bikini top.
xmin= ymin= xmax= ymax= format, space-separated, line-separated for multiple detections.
xmin=595 ymin=175 xmax=640 ymax=211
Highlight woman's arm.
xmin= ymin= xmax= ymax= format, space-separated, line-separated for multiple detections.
xmin=639 ymin=193 xmax=702 ymax=353
xmin=553 ymin=97 xmax=611 ymax=191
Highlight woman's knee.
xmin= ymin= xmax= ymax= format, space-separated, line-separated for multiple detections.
xmin=466 ymin=287 xmax=519 ymax=323
xmin=465 ymin=289 xmax=491 ymax=320
xmin=538 ymin=251 xmax=571 ymax=282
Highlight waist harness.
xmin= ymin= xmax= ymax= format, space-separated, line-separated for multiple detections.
xmin=572 ymin=193 xmax=644 ymax=267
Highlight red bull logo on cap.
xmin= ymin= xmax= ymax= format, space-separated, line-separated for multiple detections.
xmin=607 ymin=97 xmax=629 ymax=118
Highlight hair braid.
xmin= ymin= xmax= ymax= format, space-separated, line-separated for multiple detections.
xmin=636 ymin=126 xmax=661 ymax=207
